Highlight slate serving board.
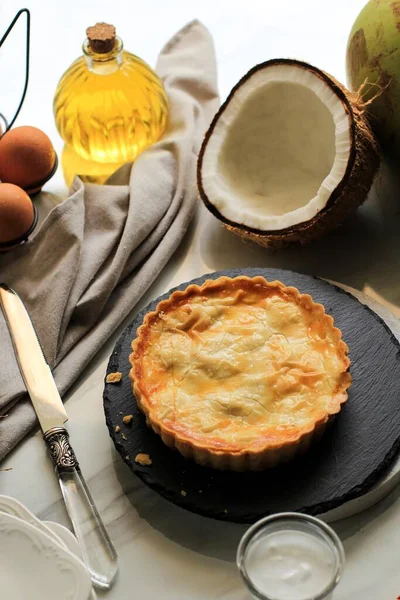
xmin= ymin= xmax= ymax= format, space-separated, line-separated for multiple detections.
xmin=103 ymin=268 xmax=400 ymax=523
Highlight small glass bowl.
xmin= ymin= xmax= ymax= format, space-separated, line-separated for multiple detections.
xmin=237 ymin=512 xmax=345 ymax=600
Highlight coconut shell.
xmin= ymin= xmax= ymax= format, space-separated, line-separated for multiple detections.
xmin=197 ymin=59 xmax=380 ymax=248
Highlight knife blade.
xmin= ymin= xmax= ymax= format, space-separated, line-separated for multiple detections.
xmin=0 ymin=284 xmax=68 ymax=433
xmin=0 ymin=284 xmax=118 ymax=589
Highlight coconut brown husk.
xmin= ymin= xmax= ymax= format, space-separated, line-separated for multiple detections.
xmin=197 ymin=59 xmax=380 ymax=248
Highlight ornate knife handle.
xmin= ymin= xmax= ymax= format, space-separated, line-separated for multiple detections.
xmin=44 ymin=427 xmax=79 ymax=473
xmin=43 ymin=427 xmax=118 ymax=589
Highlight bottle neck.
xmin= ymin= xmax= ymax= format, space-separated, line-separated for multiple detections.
xmin=83 ymin=37 xmax=123 ymax=75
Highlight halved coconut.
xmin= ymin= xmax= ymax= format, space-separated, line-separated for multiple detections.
xmin=197 ymin=59 xmax=379 ymax=247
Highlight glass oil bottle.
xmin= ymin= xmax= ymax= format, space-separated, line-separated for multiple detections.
xmin=53 ymin=23 xmax=168 ymax=184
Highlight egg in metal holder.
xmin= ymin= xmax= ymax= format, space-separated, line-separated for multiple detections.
xmin=0 ymin=126 xmax=58 ymax=196
xmin=0 ymin=183 xmax=38 ymax=252
xmin=0 ymin=11 xmax=57 ymax=196
xmin=24 ymin=152 xmax=58 ymax=196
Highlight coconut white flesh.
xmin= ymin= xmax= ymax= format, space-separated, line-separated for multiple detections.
xmin=201 ymin=64 xmax=351 ymax=231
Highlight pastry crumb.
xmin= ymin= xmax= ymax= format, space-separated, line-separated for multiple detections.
xmin=122 ymin=414 xmax=133 ymax=425
xmin=135 ymin=453 xmax=152 ymax=466
xmin=180 ymin=490 xmax=187 ymax=497
xmin=106 ymin=372 xmax=122 ymax=383
xmin=121 ymin=433 xmax=127 ymax=440
xmin=115 ymin=425 xmax=121 ymax=433
xmin=125 ymin=455 xmax=130 ymax=461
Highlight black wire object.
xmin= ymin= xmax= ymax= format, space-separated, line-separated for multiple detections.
xmin=0 ymin=8 xmax=30 ymax=135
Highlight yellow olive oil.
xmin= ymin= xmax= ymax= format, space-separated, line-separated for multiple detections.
xmin=54 ymin=23 xmax=168 ymax=183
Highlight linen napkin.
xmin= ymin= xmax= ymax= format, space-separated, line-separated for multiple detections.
xmin=0 ymin=20 xmax=219 ymax=460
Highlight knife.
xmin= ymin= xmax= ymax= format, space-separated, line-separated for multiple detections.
xmin=0 ymin=284 xmax=118 ymax=589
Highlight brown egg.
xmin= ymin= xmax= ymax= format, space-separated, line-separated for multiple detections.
xmin=0 ymin=183 xmax=36 ymax=246
xmin=0 ymin=126 xmax=56 ymax=194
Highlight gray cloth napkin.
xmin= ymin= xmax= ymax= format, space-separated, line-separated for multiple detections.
xmin=0 ymin=20 xmax=219 ymax=460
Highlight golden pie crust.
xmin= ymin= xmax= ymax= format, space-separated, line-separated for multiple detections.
xmin=129 ymin=276 xmax=351 ymax=471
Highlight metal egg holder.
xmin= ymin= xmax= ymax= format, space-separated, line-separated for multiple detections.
xmin=0 ymin=9 xmax=57 ymax=250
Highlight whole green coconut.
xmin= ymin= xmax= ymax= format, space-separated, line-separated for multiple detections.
xmin=346 ymin=0 xmax=400 ymax=154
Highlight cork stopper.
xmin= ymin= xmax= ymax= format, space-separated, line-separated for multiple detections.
xmin=86 ymin=23 xmax=116 ymax=53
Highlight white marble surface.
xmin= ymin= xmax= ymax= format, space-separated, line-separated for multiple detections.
xmin=2 ymin=0 xmax=400 ymax=598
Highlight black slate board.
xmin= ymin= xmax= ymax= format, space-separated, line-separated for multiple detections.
xmin=103 ymin=268 xmax=400 ymax=523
